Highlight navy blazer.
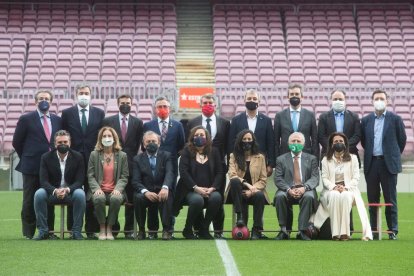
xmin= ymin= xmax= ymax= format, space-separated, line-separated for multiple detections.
xmin=13 ymin=111 xmax=62 ymax=175
xmin=361 ymin=111 xmax=406 ymax=175
xmin=228 ymin=112 xmax=275 ymax=167
xmin=61 ymin=105 xmax=105 ymax=165
xmin=39 ymin=149 xmax=85 ymax=195
xmin=131 ymin=150 xmax=174 ymax=193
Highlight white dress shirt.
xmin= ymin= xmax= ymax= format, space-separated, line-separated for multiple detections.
xmin=202 ymin=114 xmax=217 ymax=140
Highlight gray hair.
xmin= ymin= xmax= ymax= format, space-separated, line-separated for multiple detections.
xmin=75 ymin=83 xmax=92 ymax=94
xmin=288 ymin=132 xmax=305 ymax=144
xmin=154 ymin=96 xmax=170 ymax=106
xmin=143 ymin=131 xmax=161 ymax=143
xmin=54 ymin=129 xmax=71 ymax=141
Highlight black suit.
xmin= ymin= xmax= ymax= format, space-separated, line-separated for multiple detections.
xmin=61 ymin=105 xmax=105 ymax=234
xmin=12 ymin=110 xmax=61 ymax=238
xmin=102 ymin=113 xmax=143 ymax=233
xmin=228 ymin=112 xmax=275 ymax=167
xmin=318 ymin=109 xmax=361 ymax=165
xmin=132 ymin=151 xmax=174 ymax=232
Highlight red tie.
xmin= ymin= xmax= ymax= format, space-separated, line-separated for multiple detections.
xmin=43 ymin=115 xmax=51 ymax=143
xmin=121 ymin=116 xmax=127 ymax=143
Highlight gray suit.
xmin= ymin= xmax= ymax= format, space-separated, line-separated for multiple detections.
xmin=274 ymin=152 xmax=319 ymax=231
xmin=274 ymin=108 xmax=319 ymax=159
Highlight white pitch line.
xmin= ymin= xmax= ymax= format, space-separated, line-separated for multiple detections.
xmin=214 ymin=234 xmax=241 ymax=276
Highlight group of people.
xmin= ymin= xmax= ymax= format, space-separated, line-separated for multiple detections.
xmin=12 ymin=84 xmax=406 ymax=241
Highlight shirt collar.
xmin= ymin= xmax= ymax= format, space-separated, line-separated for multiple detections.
xmin=245 ymin=111 xmax=258 ymax=118
xmin=334 ymin=110 xmax=344 ymax=116
xmin=37 ymin=110 xmax=50 ymax=118
xmin=291 ymin=152 xmax=302 ymax=158
xmin=375 ymin=111 xmax=387 ymax=119
xmin=202 ymin=113 xmax=216 ymax=121
xmin=158 ymin=117 xmax=170 ymax=124
xmin=289 ymin=107 xmax=301 ymax=113
xmin=119 ymin=112 xmax=129 ymax=120
xmin=77 ymin=104 xmax=89 ymax=112
xmin=147 ymin=152 xmax=157 ymax=158
xmin=56 ymin=151 xmax=69 ymax=162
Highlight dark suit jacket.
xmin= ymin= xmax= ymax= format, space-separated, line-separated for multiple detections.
xmin=102 ymin=114 xmax=143 ymax=174
xmin=13 ymin=111 xmax=62 ymax=175
xmin=318 ymin=109 xmax=361 ymax=158
xmin=131 ymin=150 xmax=174 ymax=193
xmin=361 ymin=111 xmax=406 ymax=175
xmin=61 ymin=105 xmax=105 ymax=167
xmin=186 ymin=115 xmax=230 ymax=161
xmin=228 ymin=112 xmax=275 ymax=167
xmin=274 ymin=107 xmax=318 ymax=158
xmin=39 ymin=149 xmax=85 ymax=195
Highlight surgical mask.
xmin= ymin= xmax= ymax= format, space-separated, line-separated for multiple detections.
xmin=78 ymin=95 xmax=90 ymax=107
xmin=332 ymin=100 xmax=346 ymax=113
xmin=193 ymin=136 xmax=207 ymax=147
xmin=56 ymin=144 xmax=69 ymax=154
xmin=38 ymin=100 xmax=50 ymax=112
xmin=202 ymin=104 xmax=215 ymax=117
xmin=288 ymin=143 xmax=304 ymax=154
xmin=241 ymin=141 xmax=253 ymax=151
xmin=289 ymin=97 xmax=301 ymax=107
xmin=102 ymin=138 xmax=114 ymax=147
xmin=156 ymin=107 xmax=170 ymax=120
xmin=119 ymin=104 xmax=131 ymax=115
xmin=374 ymin=100 xmax=386 ymax=111
xmin=245 ymin=101 xmax=258 ymax=111
xmin=146 ymin=142 xmax=158 ymax=155
xmin=333 ymin=143 xmax=346 ymax=152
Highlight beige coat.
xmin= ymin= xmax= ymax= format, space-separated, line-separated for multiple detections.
xmin=225 ymin=153 xmax=270 ymax=204
xmin=313 ymin=154 xmax=372 ymax=240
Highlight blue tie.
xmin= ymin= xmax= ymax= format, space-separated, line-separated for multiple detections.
xmin=292 ymin=111 xmax=298 ymax=132
xmin=149 ymin=156 xmax=156 ymax=176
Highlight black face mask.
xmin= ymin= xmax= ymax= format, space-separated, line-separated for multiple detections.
xmin=333 ymin=143 xmax=346 ymax=152
xmin=38 ymin=100 xmax=50 ymax=112
xmin=119 ymin=104 xmax=131 ymax=115
xmin=241 ymin=141 xmax=253 ymax=151
xmin=289 ymin=97 xmax=301 ymax=107
xmin=57 ymin=144 xmax=69 ymax=154
xmin=245 ymin=101 xmax=258 ymax=111
xmin=146 ymin=142 xmax=158 ymax=155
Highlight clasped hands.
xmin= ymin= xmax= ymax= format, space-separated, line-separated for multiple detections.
xmin=288 ymin=186 xmax=305 ymax=199
xmin=333 ymin=184 xmax=348 ymax=193
xmin=55 ymin=187 xmax=70 ymax=199
xmin=194 ymin=186 xmax=216 ymax=198
xmin=94 ymin=189 xmax=122 ymax=196
xmin=145 ymin=189 xmax=169 ymax=203
xmin=242 ymin=182 xmax=258 ymax=199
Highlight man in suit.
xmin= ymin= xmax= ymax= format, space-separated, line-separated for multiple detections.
xmin=274 ymin=84 xmax=318 ymax=159
xmin=102 ymin=94 xmax=143 ymax=239
xmin=61 ymin=84 xmax=105 ymax=239
xmin=318 ymin=89 xmax=361 ymax=166
xmin=13 ymin=90 xmax=61 ymax=239
xmin=274 ymin=132 xmax=319 ymax=241
xmin=228 ymin=89 xmax=275 ymax=176
xmin=361 ymin=90 xmax=406 ymax=240
xmin=132 ymin=131 xmax=174 ymax=240
xmin=186 ymin=93 xmax=230 ymax=239
xmin=143 ymin=96 xmax=185 ymax=237
xmin=33 ymin=130 xmax=86 ymax=240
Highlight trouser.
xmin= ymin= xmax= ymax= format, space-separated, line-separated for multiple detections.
xmin=326 ymin=190 xmax=354 ymax=237
xmin=184 ymin=191 xmax=222 ymax=231
xmin=134 ymin=192 xmax=172 ymax=232
xmin=92 ymin=193 xmax=124 ymax=226
xmin=123 ymin=180 xmax=135 ymax=233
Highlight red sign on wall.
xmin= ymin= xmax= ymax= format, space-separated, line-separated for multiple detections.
xmin=179 ymin=87 xmax=215 ymax=109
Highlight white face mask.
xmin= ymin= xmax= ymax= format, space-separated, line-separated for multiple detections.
xmin=332 ymin=100 xmax=346 ymax=112
xmin=374 ymin=100 xmax=386 ymax=111
xmin=102 ymin=138 xmax=114 ymax=147
xmin=78 ymin=95 xmax=90 ymax=107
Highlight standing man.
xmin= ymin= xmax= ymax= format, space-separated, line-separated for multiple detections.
xmin=186 ymin=93 xmax=230 ymax=238
xmin=132 ymin=131 xmax=174 ymax=240
xmin=102 ymin=94 xmax=143 ymax=239
xmin=33 ymin=130 xmax=86 ymax=240
xmin=228 ymin=89 xmax=275 ymax=177
xmin=143 ymin=96 xmax=185 ymax=237
xmin=318 ymin=89 xmax=361 ymax=165
xmin=13 ymin=90 xmax=61 ymax=239
xmin=274 ymin=132 xmax=319 ymax=241
xmin=274 ymin=84 xmax=318 ymax=159
xmin=361 ymin=90 xmax=406 ymax=240
xmin=61 ymin=83 xmax=105 ymax=239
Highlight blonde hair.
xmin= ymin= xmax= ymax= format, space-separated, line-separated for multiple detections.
xmin=94 ymin=126 xmax=122 ymax=151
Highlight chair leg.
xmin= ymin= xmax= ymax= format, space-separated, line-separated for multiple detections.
xmin=60 ymin=205 xmax=65 ymax=240
xmin=377 ymin=206 xmax=382 ymax=240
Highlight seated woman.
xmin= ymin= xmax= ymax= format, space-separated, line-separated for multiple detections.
xmin=225 ymin=129 xmax=270 ymax=239
xmin=313 ymin=132 xmax=372 ymax=241
xmin=88 ymin=126 xmax=129 ymax=240
xmin=173 ymin=125 xmax=224 ymax=239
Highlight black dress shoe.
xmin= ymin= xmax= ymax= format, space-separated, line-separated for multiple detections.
xmin=198 ymin=229 xmax=214 ymax=240
xmin=137 ymin=230 xmax=146 ymax=240
xmin=24 ymin=235 xmax=33 ymax=240
xmin=124 ymin=233 xmax=134 ymax=240
xmin=389 ymin=233 xmax=398 ymax=240
xmin=251 ymin=229 xmax=268 ymax=240
xmin=296 ymin=231 xmax=311 ymax=241
xmin=48 ymin=233 xmax=60 ymax=240
xmin=275 ymin=231 xmax=290 ymax=240
xmin=33 ymin=233 xmax=49 ymax=241
xmin=86 ymin=233 xmax=98 ymax=240
xmin=72 ymin=233 xmax=84 ymax=240
xmin=182 ymin=228 xmax=197 ymax=239
xmin=214 ymin=233 xmax=225 ymax=239
xmin=162 ymin=231 xmax=172 ymax=240
xmin=148 ymin=233 xmax=158 ymax=240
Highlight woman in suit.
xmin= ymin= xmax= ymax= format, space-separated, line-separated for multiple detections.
xmin=88 ymin=126 xmax=129 ymax=240
xmin=174 ymin=125 xmax=224 ymax=239
xmin=313 ymin=132 xmax=372 ymax=241
xmin=225 ymin=129 xmax=270 ymax=239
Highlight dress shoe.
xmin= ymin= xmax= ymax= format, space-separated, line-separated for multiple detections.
xmin=296 ymin=231 xmax=311 ymax=241
xmin=124 ymin=233 xmax=134 ymax=240
xmin=372 ymin=233 xmax=379 ymax=240
xmin=48 ymin=233 xmax=60 ymax=240
xmin=332 ymin=236 xmax=340 ymax=241
xmin=24 ymin=235 xmax=33 ymax=240
xmin=275 ymin=231 xmax=290 ymax=240
xmin=33 ymin=233 xmax=49 ymax=241
xmin=214 ymin=233 xmax=225 ymax=239
xmin=236 ymin=213 xmax=245 ymax=227
xmin=137 ymin=230 xmax=146 ymax=240
xmin=389 ymin=233 xmax=397 ymax=240
xmin=148 ymin=233 xmax=158 ymax=240
xmin=162 ymin=231 xmax=172 ymax=240
xmin=182 ymin=228 xmax=197 ymax=239
xmin=72 ymin=233 xmax=84 ymax=240
xmin=198 ymin=229 xmax=214 ymax=240
xmin=251 ymin=229 xmax=268 ymax=240
xmin=340 ymin=235 xmax=349 ymax=241
xmin=87 ymin=233 xmax=98 ymax=240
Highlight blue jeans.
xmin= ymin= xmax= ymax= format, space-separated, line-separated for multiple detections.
xmin=34 ymin=188 xmax=86 ymax=235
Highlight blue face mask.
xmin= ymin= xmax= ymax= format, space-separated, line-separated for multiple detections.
xmin=38 ymin=100 xmax=50 ymax=112
xmin=193 ymin=136 xmax=207 ymax=147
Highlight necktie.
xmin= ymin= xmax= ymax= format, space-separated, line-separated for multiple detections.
xmin=335 ymin=113 xmax=343 ymax=133
xmin=81 ymin=109 xmax=87 ymax=134
xmin=292 ymin=111 xmax=298 ymax=132
xmin=121 ymin=116 xmax=127 ymax=143
xmin=293 ymin=156 xmax=301 ymax=185
xmin=161 ymin=121 xmax=168 ymax=142
xmin=42 ymin=115 xmax=51 ymax=143
xmin=149 ymin=156 xmax=156 ymax=176
xmin=206 ymin=118 xmax=212 ymax=136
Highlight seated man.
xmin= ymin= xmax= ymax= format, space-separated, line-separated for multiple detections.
xmin=33 ymin=130 xmax=86 ymax=240
xmin=132 ymin=131 xmax=174 ymax=240
xmin=274 ymin=132 xmax=319 ymax=241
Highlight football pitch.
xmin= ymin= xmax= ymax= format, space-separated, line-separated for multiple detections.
xmin=0 ymin=191 xmax=413 ymax=275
